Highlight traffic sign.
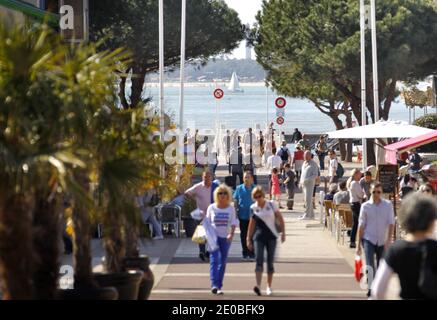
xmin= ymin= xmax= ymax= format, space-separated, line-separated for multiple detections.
xmin=276 ymin=109 xmax=285 ymax=117
xmin=277 ymin=117 xmax=285 ymax=125
xmin=214 ymin=88 xmax=224 ymax=100
xmin=275 ymin=97 xmax=287 ymax=109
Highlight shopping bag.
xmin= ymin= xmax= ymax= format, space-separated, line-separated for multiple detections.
xmin=203 ymin=217 xmax=219 ymax=252
xmin=190 ymin=208 xmax=204 ymax=221
xmin=192 ymin=225 xmax=206 ymax=244
xmin=354 ymin=255 xmax=364 ymax=282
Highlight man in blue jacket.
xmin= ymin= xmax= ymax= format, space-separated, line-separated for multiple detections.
xmin=233 ymin=171 xmax=256 ymax=261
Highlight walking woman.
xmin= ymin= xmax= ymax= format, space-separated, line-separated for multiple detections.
xmin=348 ymin=169 xmax=364 ymax=248
xmin=206 ymin=184 xmax=238 ymax=295
xmin=270 ymin=168 xmax=282 ymax=208
xmin=315 ymin=135 xmax=328 ymax=171
xmin=247 ymin=186 xmax=286 ymax=296
xmin=371 ymin=193 xmax=437 ymax=300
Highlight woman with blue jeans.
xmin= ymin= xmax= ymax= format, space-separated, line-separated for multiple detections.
xmin=206 ymin=184 xmax=237 ymax=295
xmin=247 ymin=186 xmax=286 ymax=296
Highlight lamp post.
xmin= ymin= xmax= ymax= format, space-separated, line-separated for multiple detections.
xmin=159 ymin=0 xmax=165 ymax=176
xmin=179 ymin=0 xmax=187 ymax=131
xmin=360 ymin=0 xmax=368 ymax=171
xmin=370 ymin=0 xmax=380 ymax=122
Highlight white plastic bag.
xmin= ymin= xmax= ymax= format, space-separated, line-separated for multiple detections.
xmin=203 ymin=217 xmax=218 ymax=252
xmin=190 ymin=208 xmax=204 ymax=221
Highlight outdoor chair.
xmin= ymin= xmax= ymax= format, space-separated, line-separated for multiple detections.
xmin=336 ymin=204 xmax=353 ymax=245
xmin=323 ymin=200 xmax=334 ymax=231
xmin=156 ymin=204 xmax=182 ymax=238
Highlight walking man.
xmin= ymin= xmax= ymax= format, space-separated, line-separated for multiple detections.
xmin=356 ymin=182 xmax=395 ymax=297
xmin=299 ymin=151 xmax=319 ymax=220
xmin=328 ymin=150 xmax=339 ymax=183
xmin=233 ymin=171 xmax=256 ymax=261
xmin=185 ymin=171 xmax=220 ymax=261
xmin=283 ymin=163 xmax=296 ymax=210
xmin=291 ymin=128 xmax=302 ymax=143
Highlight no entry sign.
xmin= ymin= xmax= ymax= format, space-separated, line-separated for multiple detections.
xmin=277 ymin=117 xmax=285 ymax=125
xmin=214 ymin=88 xmax=224 ymax=100
xmin=275 ymin=97 xmax=287 ymax=109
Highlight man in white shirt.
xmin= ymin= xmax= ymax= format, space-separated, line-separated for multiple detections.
xmin=328 ymin=150 xmax=339 ymax=183
xmin=356 ymin=182 xmax=395 ymax=297
xmin=349 ymin=169 xmax=365 ymax=248
xmin=299 ymin=151 xmax=319 ymax=220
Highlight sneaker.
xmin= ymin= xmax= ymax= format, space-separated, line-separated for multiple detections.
xmin=211 ymin=288 xmax=218 ymax=295
xmin=266 ymin=287 xmax=273 ymax=296
xmin=253 ymin=286 xmax=261 ymax=296
xmin=199 ymin=252 xmax=206 ymax=262
xmin=242 ymin=256 xmax=249 ymax=262
xmin=217 ymin=290 xmax=224 ymax=295
xmin=153 ymin=235 xmax=164 ymax=240
xmin=248 ymin=256 xmax=256 ymax=262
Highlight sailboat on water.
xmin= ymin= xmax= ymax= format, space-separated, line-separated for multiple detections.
xmin=228 ymin=72 xmax=244 ymax=93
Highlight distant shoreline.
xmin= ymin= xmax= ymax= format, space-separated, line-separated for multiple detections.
xmin=146 ymin=82 xmax=267 ymax=88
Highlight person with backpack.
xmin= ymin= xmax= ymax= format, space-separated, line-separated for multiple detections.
xmin=277 ymin=141 xmax=291 ymax=172
xmin=371 ymin=193 xmax=437 ymax=300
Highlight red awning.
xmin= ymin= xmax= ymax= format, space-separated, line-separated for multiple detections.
xmin=385 ymin=130 xmax=437 ymax=164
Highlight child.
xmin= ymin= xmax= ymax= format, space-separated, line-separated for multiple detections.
xmin=282 ymin=163 xmax=296 ymax=210
xmin=271 ymin=168 xmax=282 ymax=208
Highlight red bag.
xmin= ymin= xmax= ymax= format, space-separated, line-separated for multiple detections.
xmin=354 ymin=255 xmax=363 ymax=282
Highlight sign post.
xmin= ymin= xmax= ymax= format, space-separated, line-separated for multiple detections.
xmin=377 ymin=164 xmax=400 ymax=236
xmin=275 ymin=97 xmax=286 ymax=126
xmin=214 ymin=87 xmax=224 ymax=145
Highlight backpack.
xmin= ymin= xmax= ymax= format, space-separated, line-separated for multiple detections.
xmin=336 ymin=163 xmax=345 ymax=178
xmin=278 ymin=147 xmax=289 ymax=162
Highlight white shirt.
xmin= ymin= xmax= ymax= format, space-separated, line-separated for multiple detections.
xmin=328 ymin=158 xmax=338 ymax=177
xmin=358 ymin=198 xmax=395 ymax=246
xmin=349 ymin=181 xmax=364 ymax=203
xmin=250 ymin=200 xmax=279 ymax=238
xmin=267 ymin=155 xmax=282 ymax=171
xmin=300 ymin=159 xmax=319 ymax=184
xmin=206 ymin=204 xmax=238 ymax=238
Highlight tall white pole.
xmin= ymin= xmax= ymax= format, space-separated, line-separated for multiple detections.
xmin=179 ymin=0 xmax=186 ymax=131
xmin=360 ymin=0 xmax=368 ymax=171
xmin=370 ymin=0 xmax=380 ymax=123
xmin=159 ymin=0 xmax=165 ymax=175
xmin=266 ymin=84 xmax=269 ymax=128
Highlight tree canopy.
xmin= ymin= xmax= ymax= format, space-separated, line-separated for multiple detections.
xmin=255 ymin=0 xmax=437 ymax=125
xmin=90 ymin=0 xmax=244 ymax=108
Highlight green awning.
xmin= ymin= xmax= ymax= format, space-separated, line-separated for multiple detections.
xmin=0 ymin=0 xmax=59 ymax=27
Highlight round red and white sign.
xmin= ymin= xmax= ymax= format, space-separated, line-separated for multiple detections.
xmin=214 ymin=88 xmax=224 ymax=100
xmin=275 ymin=97 xmax=287 ymax=109
xmin=277 ymin=117 xmax=285 ymax=125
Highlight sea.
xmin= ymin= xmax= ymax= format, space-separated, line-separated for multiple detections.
xmin=144 ymin=84 xmax=419 ymax=135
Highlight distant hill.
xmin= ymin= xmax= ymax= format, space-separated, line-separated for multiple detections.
xmin=147 ymin=58 xmax=267 ymax=82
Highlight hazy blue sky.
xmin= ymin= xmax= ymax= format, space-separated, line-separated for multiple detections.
xmin=224 ymin=0 xmax=263 ymax=59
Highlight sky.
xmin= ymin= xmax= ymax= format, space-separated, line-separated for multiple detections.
xmin=224 ymin=0 xmax=263 ymax=59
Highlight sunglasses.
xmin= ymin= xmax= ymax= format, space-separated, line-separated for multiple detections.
xmin=372 ymin=191 xmax=382 ymax=194
xmin=254 ymin=195 xmax=263 ymax=199
xmin=218 ymin=192 xmax=228 ymax=196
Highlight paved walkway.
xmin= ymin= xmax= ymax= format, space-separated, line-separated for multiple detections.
xmin=60 ymin=160 xmax=400 ymax=300
xmin=148 ymin=161 xmax=367 ymax=300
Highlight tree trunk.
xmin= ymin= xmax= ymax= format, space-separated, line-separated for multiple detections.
xmin=125 ymin=223 xmax=140 ymax=259
xmin=0 ymin=194 xmax=34 ymax=299
xmin=129 ymin=64 xmax=146 ymax=109
xmin=338 ymin=139 xmax=346 ymax=161
xmin=32 ymin=191 xmax=61 ymax=299
xmin=72 ymin=171 xmax=96 ymax=289
xmin=366 ymin=139 xmax=376 ymax=166
xmin=119 ymin=70 xmax=130 ymax=110
xmin=104 ymin=212 xmax=126 ymax=273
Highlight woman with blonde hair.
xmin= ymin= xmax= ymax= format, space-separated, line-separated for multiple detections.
xmin=206 ymin=184 xmax=238 ymax=295
xmin=247 ymin=186 xmax=286 ymax=296
xmin=348 ymin=169 xmax=364 ymax=248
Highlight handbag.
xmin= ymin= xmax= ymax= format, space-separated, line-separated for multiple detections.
xmin=418 ymin=242 xmax=437 ymax=299
xmin=191 ymin=225 xmax=206 ymax=245
xmin=354 ymin=255 xmax=364 ymax=282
